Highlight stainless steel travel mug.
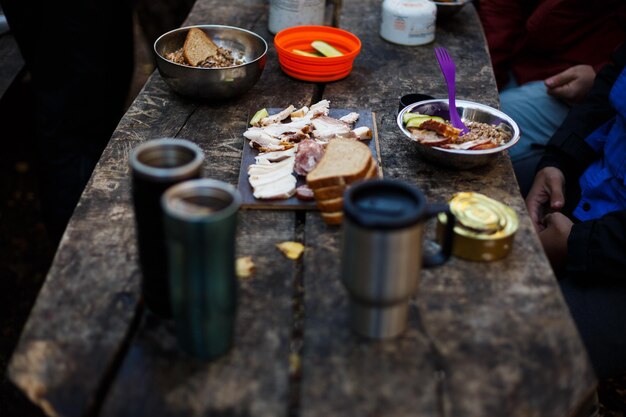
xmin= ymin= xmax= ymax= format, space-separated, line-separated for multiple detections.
xmin=129 ymin=138 xmax=204 ymax=317
xmin=341 ymin=179 xmax=455 ymax=339
xmin=161 ymin=179 xmax=241 ymax=360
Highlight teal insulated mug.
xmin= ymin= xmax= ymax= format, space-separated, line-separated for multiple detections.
xmin=161 ymin=179 xmax=241 ymax=359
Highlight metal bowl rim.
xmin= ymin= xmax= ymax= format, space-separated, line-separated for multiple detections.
xmin=153 ymin=24 xmax=268 ymax=71
xmin=432 ymin=0 xmax=471 ymax=6
xmin=396 ymin=99 xmax=521 ymax=156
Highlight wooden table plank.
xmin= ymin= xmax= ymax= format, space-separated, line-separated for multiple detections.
xmin=297 ymin=3 xmax=596 ymax=417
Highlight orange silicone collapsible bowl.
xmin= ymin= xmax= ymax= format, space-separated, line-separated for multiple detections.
xmin=274 ymin=25 xmax=361 ymax=82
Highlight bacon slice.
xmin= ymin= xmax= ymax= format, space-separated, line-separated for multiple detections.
xmin=409 ymin=128 xmax=451 ymax=147
xmin=419 ymin=119 xmax=461 ymax=139
xmin=260 ymin=105 xmax=296 ymax=126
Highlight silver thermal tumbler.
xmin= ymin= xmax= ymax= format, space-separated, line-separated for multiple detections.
xmin=341 ymin=179 xmax=455 ymax=339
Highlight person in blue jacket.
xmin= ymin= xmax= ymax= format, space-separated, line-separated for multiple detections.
xmin=526 ymin=42 xmax=626 ymax=378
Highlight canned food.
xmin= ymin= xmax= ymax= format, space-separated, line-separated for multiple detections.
xmin=436 ymin=192 xmax=518 ymax=261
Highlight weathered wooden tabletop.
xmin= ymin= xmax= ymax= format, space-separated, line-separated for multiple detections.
xmin=8 ymin=1 xmax=597 ymax=417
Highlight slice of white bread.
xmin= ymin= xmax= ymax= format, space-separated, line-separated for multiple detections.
xmin=306 ymin=139 xmax=373 ymax=189
xmin=183 ymin=28 xmax=219 ymax=66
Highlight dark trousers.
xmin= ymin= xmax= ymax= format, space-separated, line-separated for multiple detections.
xmin=560 ymin=278 xmax=626 ymax=379
xmin=551 ymin=167 xmax=626 ymax=379
xmin=1 ymin=0 xmax=133 ymax=242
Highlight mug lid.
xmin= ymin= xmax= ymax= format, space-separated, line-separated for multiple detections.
xmin=343 ymin=179 xmax=426 ymax=230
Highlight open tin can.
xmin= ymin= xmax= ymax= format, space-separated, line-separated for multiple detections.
xmin=436 ymin=192 xmax=518 ymax=261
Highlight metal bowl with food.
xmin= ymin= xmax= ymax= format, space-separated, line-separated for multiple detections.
xmin=397 ymin=99 xmax=520 ymax=169
xmin=154 ymin=25 xmax=267 ymax=100
xmin=431 ymin=0 xmax=472 ymax=19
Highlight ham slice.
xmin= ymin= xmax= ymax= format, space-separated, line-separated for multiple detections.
xmin=294 ymin=139 xmax=325 ymax=176
xmin=295 ymin=184 xmax=315 ymax=201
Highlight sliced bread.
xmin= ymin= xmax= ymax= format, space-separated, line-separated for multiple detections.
xmin=306 ymin=139 xmax=373 ymax=189
xmin=365 ymin=159 xmax=379 ymax=179
xmin=313 ymin=184 xmax=346 ymax=200
xmin=313 ymin=159 xmax=378 ymax=200
xmin=183 ymin=28 xmax=219 ymax=66
xmin=320 ymin=210 xmax=344 ymax=226
xmin=316 ymin=196 xmax=344 ymax=213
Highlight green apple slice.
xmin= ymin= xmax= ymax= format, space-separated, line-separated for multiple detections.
xmin=250 ymin=108 xmax=269 ymax=126
xmin=406 ymin=115 xmax=444 ymax=128
xmin=403 ymin=112 xmax=424 ymax=124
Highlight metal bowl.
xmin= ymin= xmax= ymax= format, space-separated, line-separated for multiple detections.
xmin=154 ymin=25 xmax=267 ymax=100
xmin=397 ymin=99 xmax=520 ymax=169
xmin=432 ymin=0 xmax=472 ymax=19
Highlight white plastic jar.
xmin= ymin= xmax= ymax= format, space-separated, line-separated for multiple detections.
xmin=268 ymin=0 xmax=326 ymax=34
xmin=380 ymin=0 xmax=437 ymax=46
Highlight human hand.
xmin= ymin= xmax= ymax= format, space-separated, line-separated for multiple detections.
xmin=545 ymin=65 xmax=596 ymax=104
xmin=525 ymin=167 xmax=565 ymax=232
xmin=538 ymin=212 xmax=573 ymax=271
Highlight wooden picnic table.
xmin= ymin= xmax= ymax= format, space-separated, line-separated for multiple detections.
xmin=8 ymin=1 xmax=597 ymax=416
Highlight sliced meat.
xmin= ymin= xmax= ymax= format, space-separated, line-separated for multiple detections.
xmin=260 ymin=105 xmax=296 ymax=126
xmin=420 ymin=119 xmax=461 ymax=139
xmin=261 ymin=119 xmax=310 ymax=137
xmin=470 ymin=142 xmax=498 ymax=150
xmin=306 ymin=100 xmax=330 ymax=118
xmin=249 ymin=163 xmax=295 ymax=187
xmin=244 ymin=130 xmax=286 ymax=151
xmin=282 ymin=131 xmax=309 ymax=143
xmin=294 ymin=139 xmax=325 ymax=176
xmin=253 ymin=175 xmax=297 ymax=200
xmin=409 ymin=128 xmax=451 ymax=147
xmin=311 ymin=115 xmax=351 ymax=140
xmin=339 ymin=112 xmax=360 ymax=124
xmin=248 ymin=156 xmax=295 ymax=175
xmin=352 ymin=126 xmax=372 ymax=140
xmin=291 ymin=106 xmax=309 ymax=119
xmin=442 ymin=138 xmax=492 ymax=150
xmin=256 ymin=147 xmax=296 ymax=162
xmin=295 ymin=184 xmax=315 ymax=201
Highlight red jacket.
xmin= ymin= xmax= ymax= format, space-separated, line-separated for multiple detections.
xmin=479 ymin=0 xmax=626 ymax=89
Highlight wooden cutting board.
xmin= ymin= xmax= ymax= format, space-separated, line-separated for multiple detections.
xmin=238 ymin=108 xmax=382 ymax=210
